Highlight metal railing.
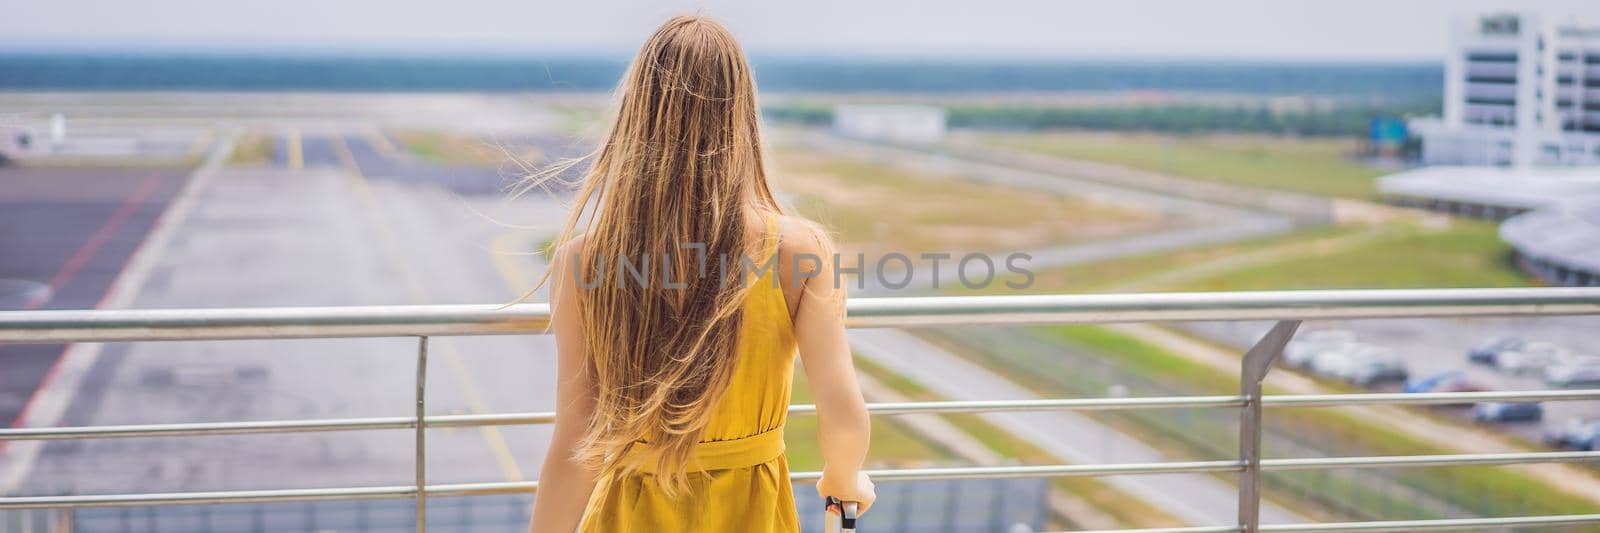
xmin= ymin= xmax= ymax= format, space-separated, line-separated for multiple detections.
xmin=3 ymin=287 xmax=1600 ymax=533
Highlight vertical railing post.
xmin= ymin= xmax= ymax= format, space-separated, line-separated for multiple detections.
xmin=415 ymin=335 xmax=430 ymax=533
xmin=1237 ymin=320 xmax=1299 ymax=533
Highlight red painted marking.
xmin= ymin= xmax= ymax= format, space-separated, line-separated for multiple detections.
xmin=5 ymin=172 xmax=168 ymax=449
xmin=30 ymin=174 xmax=163 ymax=308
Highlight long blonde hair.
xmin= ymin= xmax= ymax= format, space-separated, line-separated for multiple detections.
xmin=525 ymin=15 xmax=795 ymax=495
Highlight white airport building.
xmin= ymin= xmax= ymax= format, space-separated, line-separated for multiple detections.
xmin=832 ymin=105 xmax=947 ymax=144
xmin=1410 ymin=13 xmax=1600 ymax=167
xmin=1382 ymin=12 xmax=1600 ymax=287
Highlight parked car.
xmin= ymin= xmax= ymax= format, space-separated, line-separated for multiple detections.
xmin=1309 ymin=343 xmax=1407 ymax=386
xmin=1285 ymin=330 xmax=1357 ymax=368
xmin=1544 ymin=361 xmax=1600 ymax=386
xmin=1544 ymin=418 xmax=1600 ymax=449
xmin=1310 ymin=348 xmax=1357 ymax=380
xmin=1571 ymin=424 xmax=1600 ymax=451
xmin=1345 ymin=345 xmax=1409 ymax=386
xmin=1469 ymin=336 xmax=1525 ymax=365
xmin=1474 ymin=402 xmax=1544 ymax=423
xmin=1404 ymin=371 xmax=1487 ymax=394
xmin=1494 ymin=342 xmax=1569 ymax=375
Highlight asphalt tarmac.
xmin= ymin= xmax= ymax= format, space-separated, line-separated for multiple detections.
xmin=0 ymin=165 xmax=192 ymax=433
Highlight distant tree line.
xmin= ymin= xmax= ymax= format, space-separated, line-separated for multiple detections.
xmin=762 ymin=105 xmax=833 ymax=125
xmin=763 ymin=101 xmax=1441 ymax=137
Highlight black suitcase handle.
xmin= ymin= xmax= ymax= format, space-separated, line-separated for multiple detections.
xmin=824 ymin=496 xmax=859 ymax=532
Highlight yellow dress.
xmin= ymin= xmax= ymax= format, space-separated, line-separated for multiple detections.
xmin=578 ymin=215 xmax=800 ymax=532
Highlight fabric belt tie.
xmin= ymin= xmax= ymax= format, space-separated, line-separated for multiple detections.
xmin=625 ymin=427 xmax=785 ymax=473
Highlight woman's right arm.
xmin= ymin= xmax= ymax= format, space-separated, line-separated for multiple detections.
xmin=528 ymin=241 xmax=600 ymax=533
xmin=791 ymin=231 xmax=876 ymax=514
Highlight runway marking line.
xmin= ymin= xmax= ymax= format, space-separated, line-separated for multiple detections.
xmin=1 ymin=136 xmax=238 ymax=491
xmin=285 ymin=128 xmax=304 ymax=171
xmin=332 ymin=134 xmax=527 ymax=482
xmin=364 ymin=127 xmax=401 ymax=157
xmin=4 ymin=171 xmax=160 ymax=446
xmin=488 ymin=231 xmax=541 ymax=297
xmin=40 ymin=174 xmax=164 ymax=304
xmin=186 ymin=129 xmax=214 ymax=157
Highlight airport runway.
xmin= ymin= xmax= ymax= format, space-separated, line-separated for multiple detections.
xmin=6 ymin=132 xmax=573 ymax=497
xmin=1 ymin=122 xmax=1293 ymax=529
xmin=0 ymin=165 xmax=193 ymax=435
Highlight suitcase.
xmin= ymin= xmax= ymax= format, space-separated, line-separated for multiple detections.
xmin=823 ymin=497 xmax=859 ymax=533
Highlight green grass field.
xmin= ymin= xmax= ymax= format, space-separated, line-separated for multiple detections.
xmin=227 ymin=134 xmax=275 ymax=165
xmin=392 ymin=130 xmax=539 ymax=166
xmin=928 ymin=324 xmax=1600 ymax=524
xmin=771 ymin=146 xmax=1162 ymax=255
xmin=783 ymin=353 xmax=1189 ymax=529
xmin=1163 ymin=222 xmax=1531 ymax=291
xmin=916 ymin=214 xmax=1562 ymax=522
xmin=982 ymin=131 xmax=1386 ymax=199
xmin=783 ymin=364 xmax=953 ymax=472
xmin=993 ymin=220 xmax=1530 ymax=295
xmin=851 ymin=357 xmax=1183 ymax=529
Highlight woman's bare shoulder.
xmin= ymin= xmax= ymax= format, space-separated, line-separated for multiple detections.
xmin=775 ymin=214 xmax=832 ymax=258
xmin=548 ymin=233 xmax=589 ymax=276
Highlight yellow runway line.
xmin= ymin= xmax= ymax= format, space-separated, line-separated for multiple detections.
xmin=488 ymin=231 xmax=541 ymax=298
xmin=333 ymin=134 xmax=527 ymax=482
xmin=185 ymin=129 xmax=214 ymax=157
xmin=365 ymin=127 xmax=401 ymax=157
xmin=285 ymin=128 xmax=304 ymax=171
xmin=440 ymin=341 xmax=528 ymax=481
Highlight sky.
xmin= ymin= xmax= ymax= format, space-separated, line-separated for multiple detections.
xmin=6 ymin=0 xmax=1600 ymax=61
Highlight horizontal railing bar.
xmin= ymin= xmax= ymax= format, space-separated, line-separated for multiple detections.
xmin=0 ymin=417 xmax=419 ymax=440
xmin=1061 ymin=514 xmax=1600 ymax=533
xmin=3 ymin=288 xmax=1598 ymax=343
xmin=846 ymin=288 xmax=1600 ymax=328
xmin=1256 ymin=513 xmax=1600 ymax=532
xmin=1069 ymin=527 xmax=1240 ymax=533
xmin=1262 ymin=389 xmax=1600 ymax=407
xmin=425 ymin=481 xmax=539 ymax=498
xmin=12 ymin=390 xmax=1600 ymax=441
xmin=0 ymin=398 xmax=1247 ymax=441
xmin=790 ymin=396 xmax=1250 ymax=416
xmin=1263 ymin=450 xmax=1600 ymax=470
xmin=8 ymin=450 xmax=1598 ymax=509
xmin=0 ymin=461 xmax=1242 ymax=509
xmin=850 ymin=461 xmax=1244 ymax=481
xmin=0 ymin=412 xmax=559 ymax=440
xmin=0 ymin=486 xmax=417 ymax=509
